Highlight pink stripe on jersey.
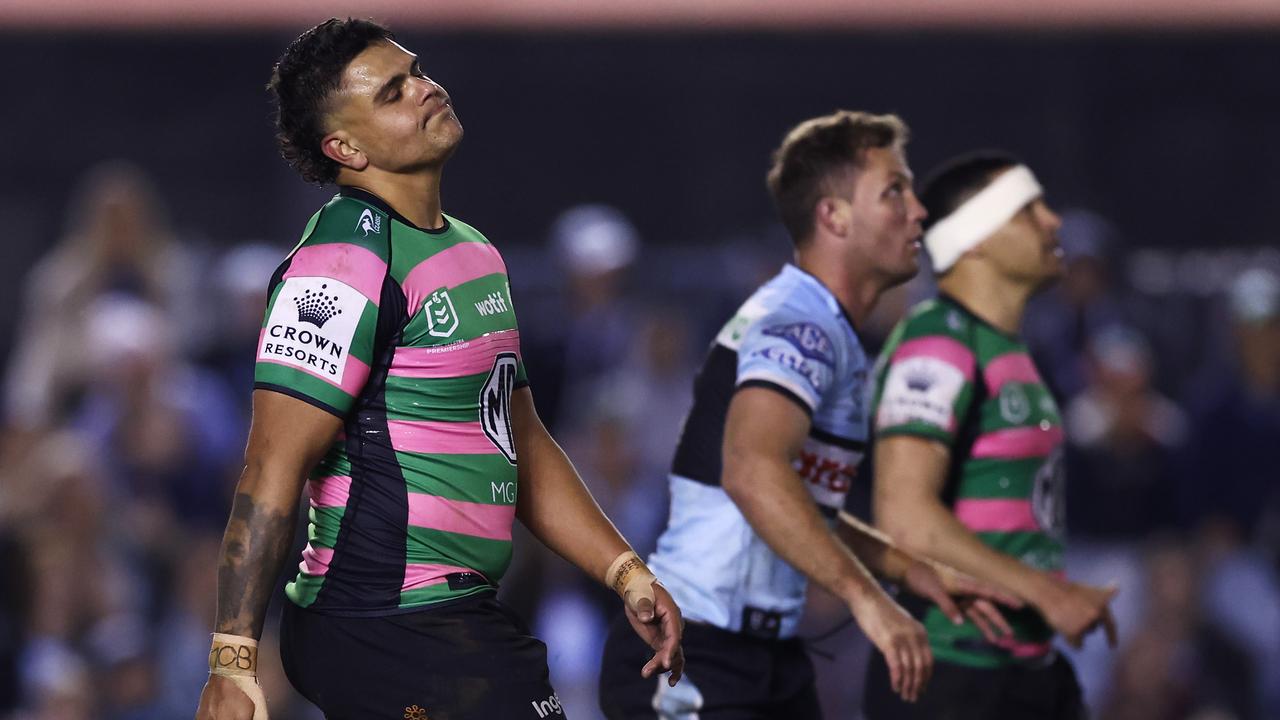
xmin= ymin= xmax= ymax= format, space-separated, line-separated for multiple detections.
xmin=984 ymin=352 xmax=1042 ymax=394
xmin=391 ymin=330 xmax=522 ymax=379
xmin=954 ymin=498 xmax=1039 ymax=532
xmin=407 ymin=493 xmax=515 ymax=541
xmin=256 ymin=328 xmax=372 ymax=397
xmin=387 ymin=419 xmax=498 ymax=455
xmin=403 ymin=241 xmax=506 ymax=314
xmin=996 ymin=637 xmax=1054 ymax=658
xmin=403 ymin=563 xmax=487 ymax=592
xmin=972 ymin=426 xmax=1064 ymax=459
xmin=299 ymin=545 xmax=333 ymax=576
xmin=308 ymin=475 xmax=351 ymax=509
xmin=893 ymin=336 xmax=976 ymax=380
xmin=284 ymin=243 xmax=386 ymax=305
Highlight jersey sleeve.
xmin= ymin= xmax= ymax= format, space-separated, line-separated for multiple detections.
xmin=874 ymin=313 xmax=977 ymax=445
xmin=735 ymin=305 xmax=839 ymax=415
xmin=254 ymin=204 xmax=390 ymax=418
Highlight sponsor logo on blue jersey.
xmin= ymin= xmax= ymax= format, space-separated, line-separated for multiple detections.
xmin=751 ymin=345 xmax=825 ymax=389
xmin=762 ymin=322 xmax=835 ymax=366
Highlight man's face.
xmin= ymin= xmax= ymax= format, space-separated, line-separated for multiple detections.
xmin=977 ymin=177 xmax=1064 ymax=288
xmin=326 ymin=40 xmax=463 ymax=173
xmin=842 ymin=146 xmax=927 ymax=286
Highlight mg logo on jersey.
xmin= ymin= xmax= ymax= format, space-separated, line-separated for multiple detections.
xmin=356 ymin=208 xmax=382 ymax=236
xmin=480 ymin=353 xmax=519 ymax=465
xmin=424 ymin=288 xmax=459 ymax=338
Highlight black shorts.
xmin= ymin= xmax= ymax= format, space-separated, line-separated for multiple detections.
xmin=599 ymin=613 xmax=822 ymax=720
xmin=862 ymin=648 xmax=1086 ymax=720
xmin=280 ymin=594 xmax=563 ymax=720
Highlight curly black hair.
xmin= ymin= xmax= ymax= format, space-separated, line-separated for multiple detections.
xmin=267 ymin=18 xmax=395 ymax=185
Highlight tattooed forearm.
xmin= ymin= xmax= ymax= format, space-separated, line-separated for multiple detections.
xmin=215 ymin=489 xmax=298 ymax=638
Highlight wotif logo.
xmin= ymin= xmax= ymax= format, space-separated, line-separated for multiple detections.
xmin=356 ymin=209 xmax=381 ymax=236
xmin=474 ymin=290 xmax=509 ymax=317
xmin=530 ymin=693 xmax=563 ymax=718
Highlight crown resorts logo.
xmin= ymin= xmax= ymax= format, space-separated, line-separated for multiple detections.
xmin=294 ymin=284 xmax=344 ymax=328
xmin=905 ymin=366 xmax=936 ymax=392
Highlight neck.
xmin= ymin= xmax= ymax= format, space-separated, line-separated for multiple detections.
xmin=337 ymin=165 xmax=445 ymax=230
xmin=794 ymin=244 xmax=891 ymax=328
xmin=936 ymin=260 xmax=1034 ymax=334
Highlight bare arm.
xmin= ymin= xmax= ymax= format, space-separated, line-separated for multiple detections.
xmin=510 ymin=387 xmax=683 ymax=683
xmin=873 ymin=434 xmax=1116 ymax=647
xmin=197 ymin=389 xmax=343 ymax=719
xmin=722 ymin=387 xmax=930 ymax=701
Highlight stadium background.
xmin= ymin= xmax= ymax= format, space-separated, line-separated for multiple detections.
xmin=1 ymin=2 xmax=1277 ymax=718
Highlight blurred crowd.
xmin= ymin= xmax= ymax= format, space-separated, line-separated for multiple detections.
xmin=0 ymin=162 xmax=1277 ymax=720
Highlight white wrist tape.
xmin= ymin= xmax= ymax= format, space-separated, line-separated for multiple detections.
xmin=209 ymin=633 xmax=268 ymax=720
xmin=924 ymin=165 xmax=1043 ymax=273
xmin=606 ymin=551 xmax=658 ymax=608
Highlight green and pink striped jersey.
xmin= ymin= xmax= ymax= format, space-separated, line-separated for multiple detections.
xmin=873 ymin=295 xmax=1065 ymax=668
xmin=255 ymin=187 xmax=527 ymax=615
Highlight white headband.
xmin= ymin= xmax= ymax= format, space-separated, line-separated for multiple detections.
xmin=924 ymin=165 xmax=1042 ymax=273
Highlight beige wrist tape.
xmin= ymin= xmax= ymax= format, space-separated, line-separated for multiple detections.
xmin=209 ymin=634 xmax=268 ymax=720
xmin=606 ymin=551 xmax=658 ymax=607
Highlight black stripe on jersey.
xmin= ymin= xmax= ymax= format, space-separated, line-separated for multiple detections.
xmin=736 ymin=380 xmax=815 ymax=419
xmin=313 ymin=248 xmax=413 ymax=613
xmin=670 ymin=343 xmax=738 ymax=486
xmin=809 ymin=427 xmax=866 ymax=452
xmin=817 ymin=504 xmax=839 ymax=520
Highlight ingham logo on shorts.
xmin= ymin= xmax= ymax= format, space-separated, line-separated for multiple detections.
xmin=260 ymin=276 xmax=363 ymax=380
xmin=480 ymin=353 xmax=519 ymax=465
xmin=356 ymin=208 xmax=382 ymax=236
xmin=530 ymin=693 xmax=564 ymax=718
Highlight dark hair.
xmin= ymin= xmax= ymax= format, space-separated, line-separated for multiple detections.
xmin=268 ymin=18 xmax=395 ymax=185
xmin=918 ymin=150 xmax=1022 ymax=232
xmin=766 ymin=110 xmax=909 ymax=246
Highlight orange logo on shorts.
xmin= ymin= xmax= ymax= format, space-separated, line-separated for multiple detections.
xmin=404 ymin=705 xmax=428 ymax=720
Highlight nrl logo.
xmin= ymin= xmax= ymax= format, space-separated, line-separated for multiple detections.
xmin=424 ymin=288 xmax=459 ymax=338
xmin=356 ymin=208 xmax=382 ymax=236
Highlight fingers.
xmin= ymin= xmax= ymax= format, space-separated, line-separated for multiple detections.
xmin=885 ymin=645 xmax=903 ymax=698
xmin=965 ymin=605 xmax=1000 ymax=644
xmin=895 ymin=634 xmax=932 ymax=703
xmin=1101 ymin=606 xmax=1118 ymax=648
xmin=930 ymin=588 xmax=965 ymax=626
xmin=972 ymin=599 xmax=1014 ymax=639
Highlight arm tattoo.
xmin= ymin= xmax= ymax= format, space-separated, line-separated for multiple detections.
xmin=215 ymin=491 xmax=297 ymax=638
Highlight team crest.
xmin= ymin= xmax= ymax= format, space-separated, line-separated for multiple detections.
xmin=424 ymin=288 xmax=459 ymax=338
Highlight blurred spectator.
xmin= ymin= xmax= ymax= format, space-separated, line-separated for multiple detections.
xmin=1180 ymin=268 xmax=1280 ymax=545
xmin=1066 ymin=325 xmax=1187 ymax=539
xmin=1099 ymin=541 xmax=1256 ymax=720
xmin=4 ymin=161 xmax=196 ymax=430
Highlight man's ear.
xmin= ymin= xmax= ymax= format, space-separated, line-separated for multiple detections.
xmin=814 ymin=197 xmax=850 ymax=238
xmin=321 ymin=131 xmax=369 ymax=172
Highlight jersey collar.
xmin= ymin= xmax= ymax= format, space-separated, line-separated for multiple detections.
xmin=337 ymin=186 xmax=452 ymax=235
xmin=782 ymin=263 xmax=860 ymax=335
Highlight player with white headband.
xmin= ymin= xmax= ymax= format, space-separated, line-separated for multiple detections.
xmin=863 ymin=151 xmax=1119 ymax=719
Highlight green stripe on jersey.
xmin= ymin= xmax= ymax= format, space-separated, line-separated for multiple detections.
xmin=256 ymin=363 xmax=351 ymax=413
xmin=399 ymin=583 xmax=494 ymax=609
xmin=384 ymin=371 xmax=488 ymax=422
xmin=401 ymin=272 xmax=518 ymax=347
xmin=307 ymin=506 xmax=345 ymax=548
xmin=405 ymin=526 xmax=513 ymax=578
xmin=975 ymin=531 xmax=1064 ymax=572
xmin=396 ymin=451 xmax=519 ymax=504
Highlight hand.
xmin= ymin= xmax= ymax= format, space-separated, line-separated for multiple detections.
xmin=1037 ymin=577 xmax=1119 ymax=649
xmin=901 ymin=560 xmax=1024 ymax=644
xmin=849 ymin=589 xmax=932 ymax=703
xmin=195 ymin=674 xmax=268 ymax=719
xmin=623 ymin=581 xmax=685 ymax=687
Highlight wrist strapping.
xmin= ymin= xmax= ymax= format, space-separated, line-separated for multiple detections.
xmin=606 ymin=551 xmax=658 ymax=607
xmin=209 ymin=633 xmax=259 ymax=678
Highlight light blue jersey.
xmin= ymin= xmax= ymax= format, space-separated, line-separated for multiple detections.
xmin=650 ymin=264 xmax=870 ymax=639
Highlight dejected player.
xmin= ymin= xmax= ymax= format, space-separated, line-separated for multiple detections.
xmin=194 ymin=18 xmax=682 ymax=720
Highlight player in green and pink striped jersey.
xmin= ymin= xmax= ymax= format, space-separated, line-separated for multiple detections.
xmin=863 ymin=152 xmax=1118 ymax=720
xmin=196 ymin=18 xmax=683 ymax=720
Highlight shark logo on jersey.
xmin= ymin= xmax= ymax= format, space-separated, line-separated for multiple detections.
xmin=424 ymin=288 xmax=459 ymax=338
xmin=356 ymin=209 xmax=382 ymax=237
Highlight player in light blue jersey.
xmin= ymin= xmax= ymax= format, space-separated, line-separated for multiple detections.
xmin=599 ymin=112 xmax=1019 ymax=719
